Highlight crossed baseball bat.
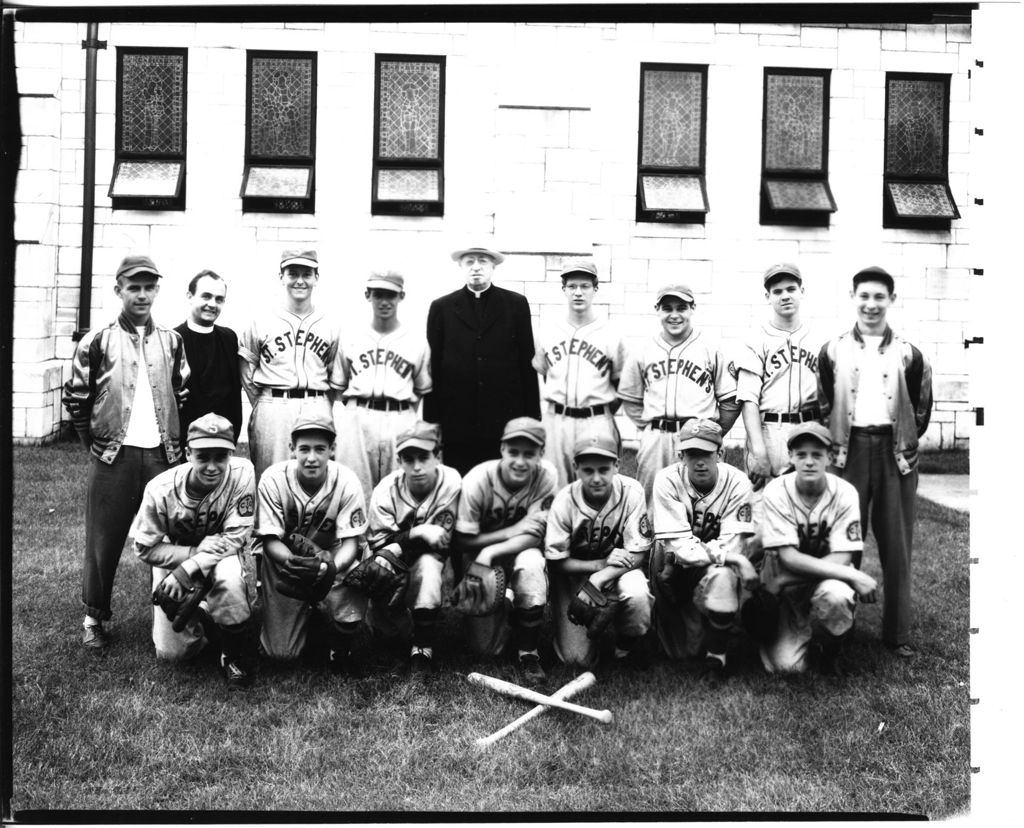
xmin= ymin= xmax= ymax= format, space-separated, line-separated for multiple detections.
xmin=467 ymin=671 xmax=613 ymax=748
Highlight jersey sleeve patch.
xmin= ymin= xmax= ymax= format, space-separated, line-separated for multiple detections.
xmin=736 ymin=503 xmax=752 ymax=524
xmin=351 ymin=508 xmax=366 ymax=528
xmin=541 ymin=494 xmax=554 ymax=511
xmin=237 ymin=494 xmax=254 ymax=517
xmin=639 ymin=513 xmax=653 ymax=540
xmin=846 ymin=521 xmax=861 ymax=542
xmin=431 ymin=509 xmax=455 ymax=530
xmin=727 ymin=360 xmax=738 ymax=379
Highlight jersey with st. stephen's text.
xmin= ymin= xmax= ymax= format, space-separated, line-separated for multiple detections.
xmin=536 ymin=317 xmax=626 ymax=408
xmin=735 ymin=322 xmax=825 ymax=415
xmin=238 ymin=307 xmax=346 ymax=391
xmin=342 ymin=324 xmax=431 ymax=403
xmin=545 ymin=475 xmax=653 ymax=563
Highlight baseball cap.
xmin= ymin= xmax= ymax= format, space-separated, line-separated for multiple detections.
xmin=366 ymin=271 xmax=405 ymax=293
xmin=786 ymin=421 xmax=833 ymax=450
xmin=762 ymin=262 xmax=802 ymax=288
xmin=451 ymin=246 xmax=505 ymax=265
xmin=572 ymin=432 xmax=619 ymax=461
xmin=501 ymin=416 xmax=546 ymax=447
xmin=676 ymin=418 xmax=723 ymax=452
xmin=396 ymin=421 xmax=441 ymax=453
xmin=186 ymin=413 xmax=236 ymax=450
xmin=280 ymin=249 xmax=319 ymax=270
xmin=852 ymin=265 xmax=895 ymax=293
xmin=656 ymin=283 xmax=695 ymax=305
xmin=290 ymin=411 xmax=336 ymax=440
xmin=116 ymin=254 xmax=161 ymax=280
xmin=560 ymin=259 xmax=599 ymax=283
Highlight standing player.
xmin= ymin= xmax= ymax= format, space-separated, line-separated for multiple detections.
xmin=817 ymin=266 xmax=932 ymax=658
xmin=362 ymin=421 xmax=462 ymax=675
xmin=649 ymin=419 xmax=757 ymax=678
xmin=130 ymin=413 xmax=259 ymax=688
xmin=253 ymin=412 xmax=368 ymax=672
xmin=617 ymin=283 xmax=740 ymax=504
xmin=544 ymin=433 xmax=654 ymax=670
xmin=238 ymin=249 xmax=346 ymax=479
xmin=533 ymin=259 xmax=626 ymax=488
xmin=334 ymin=270 xmax=432 ymax=501
xmin=452 ymin=417 xmax=557 ymax=683
xmin=62 ymin=254 xmax=189 ymax=649
xmin=174 ymin=270 xmax=243 ymax=456
xmin=757 ymin=423 xmax=878 ymax=675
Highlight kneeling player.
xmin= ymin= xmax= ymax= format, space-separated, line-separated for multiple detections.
xmin=452 ymin=417 xmax=556 ymax=684
xmin=361 ymin=421 xmax=462 ymax=675
xmin=755 ymin=422 xmax=878 ymax=675
xmin=131 ymin=413 xmax=258 ymax=689
xmin=544 ymin=433 xmax=654 ymax=670
xmin=650 ymin=419 xmax=758 ymax=678
xmin=254 ymin=412 xmax=368 ymax=672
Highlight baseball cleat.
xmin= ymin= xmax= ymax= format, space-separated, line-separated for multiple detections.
xmin=221 ymin=654 xmax=253 ymax=690
xmin=409 ymin=647 xmax=434 ymax=675
xmin=81 ymin=623 xmax=109 ymax=650
xmin=886 ymin=643 xmax=917 ymax=660
xmin=518 ymin=652 xmax=546 ymax=685
xmin=700 ymin=653 xmax=728 ymax=683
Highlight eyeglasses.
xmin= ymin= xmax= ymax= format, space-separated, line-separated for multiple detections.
xmin=562 ymin=283 xmax=595 ymax=293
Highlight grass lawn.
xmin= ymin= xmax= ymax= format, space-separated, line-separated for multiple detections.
xmin=9 ymin=441 xmax=970 ymax=817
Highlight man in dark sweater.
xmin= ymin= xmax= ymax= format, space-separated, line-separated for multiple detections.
xmin=174 ymin=270 xmax=243 ymax=457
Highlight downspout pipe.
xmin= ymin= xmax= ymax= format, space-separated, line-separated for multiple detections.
xmin=74 ymin=22 xmax=105 ymax=341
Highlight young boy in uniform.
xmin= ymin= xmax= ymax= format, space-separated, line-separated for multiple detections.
xmin=453 ymin=417 xmax=557 ymax=684
xmin=649 ymin=419 xmax=758 ymax=678
xmin=131 ymin=413 xmax=259 ymax=689
xmin=544 ymin=433 xmax=654 ymax=670
xmin=757 ymin=422 xmax=879 ymax=675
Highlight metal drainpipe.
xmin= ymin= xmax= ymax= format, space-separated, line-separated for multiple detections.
xmin=74 ymin=22 xmax=105 ymax=341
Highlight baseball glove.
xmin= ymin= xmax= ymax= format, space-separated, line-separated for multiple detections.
xmin=451 ymin=561 xmax=506 ymax=616
xmin=276 ymin=555 xmax=338 ymax=604
xmin=286 ymin=531 xmax=324 ymax=558
xmin=152 ymin=565 xmax=213 ymax=633
xmin=342 ymin=548 xmax=409 ymax=610
xmin=567 ymin=580 xmax=619 ymax=640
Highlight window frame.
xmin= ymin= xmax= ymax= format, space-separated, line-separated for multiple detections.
xmin=882 ymin=71 xmax=959 ymax=230
xmin=635 ymin=62 xmax=710 ymax=224
xmin=371 ymin=53 xmax=446 ymax=217
xmin=110 ymin=46 xmax=188 ymax=211
xmin=241 ymin=49 xmax=318 ymax=214
xmin=760 ymin=66 xmax=836 ymax=227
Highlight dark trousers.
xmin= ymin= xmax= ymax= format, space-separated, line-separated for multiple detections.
xmin=841 ymin=428 xmax=918 ymax=648
xmin=442 ymin=440 xmax=500 ymax=478
xmin=83 ymin=446 xmax=170 ymax=621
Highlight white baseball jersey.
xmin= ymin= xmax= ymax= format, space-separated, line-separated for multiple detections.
xmin=536 ymin=318 xmax=626 ymax=407
xmin=367 ymin=465 xmax=462 ymax=552
xmin=131 ymin=457 xmax=256 ymax=570
xmin=761 ymin=473 xmax=863 ymax=558
xmin=651 ymin=461 xmax=754 ymax=567
xmin=545 ymin=475 xmax=653 ymax=563
xmin=254 ymin=460 xmax=367 ymax=552
xmin=342 ymin=324 xmax=432 ymax=403
xmin=735 ymin=322 xmax=824 ymax=414
xmin=456 ymin=459 xmax=558 ymax=535
xmin=617 ymin=331 xmax=737 ymax=422
xmin=238 ymin=307 xmax=347 ymax=391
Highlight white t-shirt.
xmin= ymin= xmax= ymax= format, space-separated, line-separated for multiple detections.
xmin=123 ymin=326 xmax=161 ymax=448
xmin=851 ymin=334 xmax=891 ymax=427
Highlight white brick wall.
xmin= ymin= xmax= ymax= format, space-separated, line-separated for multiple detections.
xmin=12 ymin=18 xmax=977 ymax=450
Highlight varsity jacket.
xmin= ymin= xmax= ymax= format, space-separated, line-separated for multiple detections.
xmin=62 ymin=312 xmax=191 ymax=464
xmin=817 ymin=325 xmax=932 ymax=475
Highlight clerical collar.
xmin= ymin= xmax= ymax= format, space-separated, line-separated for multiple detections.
xmin=466 ymin=284 xmax=491 ymax=299
xmin=186 ymin=318 xmax=215 ymax=334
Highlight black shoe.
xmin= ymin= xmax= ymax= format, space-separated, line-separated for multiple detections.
xmin=221 ymin=653 xmax=253 ymax=690
xmin=613 ymin=648 xmax=650 ymax=672
xmin=328 ymin=648 xmax=362 ymax=678
xmin=82 ymin=623 xmax=109 ymax=650
xmin=701 ymin=654 xmax=728 ymax=683
xmin=409 ymin=647 xmax=434 ymax=676
xmin=518 ymin=652 xmax=546 ymax=685
xmin=886 ymin=642 xmax=917 ymax=660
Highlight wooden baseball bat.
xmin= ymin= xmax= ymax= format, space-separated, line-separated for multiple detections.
xmin=466 ymin=672 xmax=614 ymax=724
xmin=474 ymin=672 xmax=597 ymax=749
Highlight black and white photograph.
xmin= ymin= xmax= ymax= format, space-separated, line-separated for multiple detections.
xmin=1 ymin=0 xmax=1016 ymax=822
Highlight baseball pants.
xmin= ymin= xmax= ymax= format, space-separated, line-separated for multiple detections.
xmin=333 ymin=399 xmax=417 ymax=501
xmin=248 ymin=391 xmax=332 ymax=479
xmin=758 ymin=577 xmax=856 ymax=674
xmin=746 ymin=420 xmax=796 ymax=562
xmin=551 ymin=568 xmax=653 ymax=669
xmin=258 ymin=554 xmax=367 ymax=661
xmin=365 ymin=551 xmax=445 ymax=641
xmin=841 ymin=427 xmax=917 ymax=649
xmin=650 ymin=543 xmax=743 ymax=660
xmin=149 ymin=553 xmax=251 ymax=661
xmin=83 ymin=446 xmax=171 ymax=621
xmin=542 ymin=404 xmax=621 ymax=489
xmin=461 ymin=547 xmax=548 ymax=657
xmin=636 ymin=427 xmax=682 ymax=506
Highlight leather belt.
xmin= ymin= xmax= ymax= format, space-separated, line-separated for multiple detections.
xmin=552 ymin=402 xmax=613 ymax=418
xmin=352 ymin=397 xmax=412 ymax=412
xmin=851 ymin=424 xmax=893 ymax=435
xmin=266 ymin=388 xmax=327 ymax=399
xmin=649 ymin=417 xmax=694 ymax=433
xmin=762 ymin=407 xmax=821 ymax=424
